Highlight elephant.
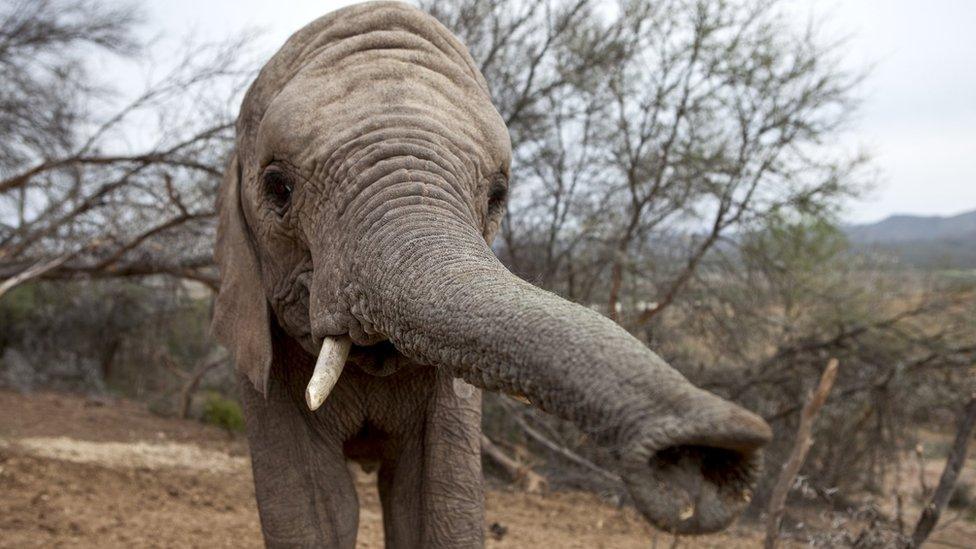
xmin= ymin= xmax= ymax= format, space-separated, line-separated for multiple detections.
xmin=211 ymin=2 xmax=772 ymax=547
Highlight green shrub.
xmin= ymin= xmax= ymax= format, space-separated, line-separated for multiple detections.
xmin=202 ymin=392 xmax=245 ymax=433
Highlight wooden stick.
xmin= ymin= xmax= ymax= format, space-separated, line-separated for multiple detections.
xmin=764 ymin=358 xmax=840 ymax=549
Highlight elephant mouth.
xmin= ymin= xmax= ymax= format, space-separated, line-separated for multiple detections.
xmin=303 ymin=337 xmax=405 ymax=410
xmin=346 ymin=340 xmax=404 ymax=377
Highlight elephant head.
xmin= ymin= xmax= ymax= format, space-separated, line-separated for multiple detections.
xmin=212 ymin=1 xmax=770 ymax=535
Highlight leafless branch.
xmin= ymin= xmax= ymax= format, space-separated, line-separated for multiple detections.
xmin=764 ymin=358 xmax=840 ymax=549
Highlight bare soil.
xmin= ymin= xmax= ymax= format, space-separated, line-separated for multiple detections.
xmin=6 ymin=390 xmax=973 ymax=548
xmin=0 ymin=390 xmax=784 ymax=548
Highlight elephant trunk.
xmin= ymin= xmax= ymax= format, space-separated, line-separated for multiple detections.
xmin=348 ymin=195 xmax=771 ymax=534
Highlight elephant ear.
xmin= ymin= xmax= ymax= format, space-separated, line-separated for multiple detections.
xmin=212 ymin=152 xmax=272 ymax=396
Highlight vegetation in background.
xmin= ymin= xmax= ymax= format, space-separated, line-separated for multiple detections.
xmin=202 ymin=392 xmax=245 ymax=433
xmin=0 ymin=279 xmax=234 ymax=416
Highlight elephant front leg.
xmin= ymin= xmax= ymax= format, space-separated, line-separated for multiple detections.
xmin=238 ymin=369 xmax=360 ymax=548
xmin=377 ymin=370 xmax=485 ymax=548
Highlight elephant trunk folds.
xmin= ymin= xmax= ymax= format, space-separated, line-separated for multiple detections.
xmin=346 ymin=195 xmax=771 ymax=534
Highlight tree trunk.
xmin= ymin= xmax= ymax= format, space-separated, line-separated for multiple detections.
xmin=178 ymin=358 xmax=224 ymax=419
xmin=100 ymin=338 xmax=121 ymax=382
xmin=908 ymin=394 xmax=976 ymax=549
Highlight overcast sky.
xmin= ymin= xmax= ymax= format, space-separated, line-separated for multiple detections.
xmin=138 ymin=0 xmax=975 ymax=224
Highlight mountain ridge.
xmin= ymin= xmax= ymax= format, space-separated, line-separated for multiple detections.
xmin=844 ymin=208 xmax=976 ymax=268
xmin=845 ymin=209 xmax=976 ymax=243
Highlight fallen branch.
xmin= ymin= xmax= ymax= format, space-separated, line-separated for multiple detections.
xmin=499 ymin=398 xmax=621 ymax=483
xmin=481 ymin=434 xmax=548 ymax=494
xmin=764 ymin=358 xmax=840 ymax=549
xmin=908 ymin=393 xmax=976 ymax=548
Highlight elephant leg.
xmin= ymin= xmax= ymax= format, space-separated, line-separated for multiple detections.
xmin=238 ymin=366 xmax=361 ymax=549
xmin=376 ymin=369 xmax=484 ymax=548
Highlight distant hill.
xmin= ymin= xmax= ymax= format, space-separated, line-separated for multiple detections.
xmin=845 ymin=209 xmax=976 ymax=269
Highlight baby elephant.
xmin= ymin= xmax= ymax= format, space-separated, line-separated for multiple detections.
xmin=212 ymin=2 xmax=771 ymax=547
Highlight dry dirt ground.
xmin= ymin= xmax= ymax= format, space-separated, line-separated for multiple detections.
xmin=5 ymin=391 xmax=974 ymax=548
xmin=0 ymin=390 xmax=785 ymax=548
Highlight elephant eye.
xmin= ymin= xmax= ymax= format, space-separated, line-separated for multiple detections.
xmin=263 ymin=167 xmax=293 ymax=214
xmin=487 ymin=174 xmax=508 ymax=218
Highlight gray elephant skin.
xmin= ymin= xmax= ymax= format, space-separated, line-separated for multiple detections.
xmin=211 ymin=2 xmax=772 ymax=547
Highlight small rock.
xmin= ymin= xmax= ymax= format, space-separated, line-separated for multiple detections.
xmin=489 ymin=522 xmax=508 ymax=541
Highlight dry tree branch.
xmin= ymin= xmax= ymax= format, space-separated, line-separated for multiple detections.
xmin=481 ymin=434 xmax=549 ymax=494
xmin=0 ymin=0 xmax=248 ymax=289
xmin=0 ymin=240 xmax=91 ymax=299
xmin=908 ymin=393 xmax=976 ymax=549
xmin=764 ymin=358 xmax=840 ymax=549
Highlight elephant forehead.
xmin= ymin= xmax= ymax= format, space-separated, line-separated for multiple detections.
xmin=257 ymin=57 xmax=509 ymax=172
xmin=247 ymin=1 xmax=510 ymax=173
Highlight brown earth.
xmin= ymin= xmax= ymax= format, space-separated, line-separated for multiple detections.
xmin=0 ymin=390 xmax=782 ymax=548
xmin=5 ymin=389 xmax=972 ymax=548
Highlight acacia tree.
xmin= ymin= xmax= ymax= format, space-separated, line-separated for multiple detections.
xmin=424 ymin=0 xmax=864 ymax=322
xmin=0 ymin=0 xmax=253 ymax=295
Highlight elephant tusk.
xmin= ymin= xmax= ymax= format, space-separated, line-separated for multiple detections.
xmin=306 ymin=335 xmax=352 ymax=411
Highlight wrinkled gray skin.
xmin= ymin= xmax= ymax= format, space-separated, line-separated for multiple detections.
xmin=211 ymin=2 xmax=772 ymax=548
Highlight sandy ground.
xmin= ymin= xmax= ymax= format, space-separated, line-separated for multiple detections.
xmin=0 ymin=390 xmax=787 ymax=548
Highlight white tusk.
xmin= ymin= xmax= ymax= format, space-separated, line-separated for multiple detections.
xmin=305 ymin=336 xmax=352 ymax=411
